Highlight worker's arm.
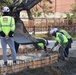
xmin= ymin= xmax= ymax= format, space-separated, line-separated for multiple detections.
xmin=0 ymin=18 xmax=2 ymax=32
xmin=0 ymin=18 xmax=4 ymax=36
xmin=11 ymin=17 xmax=15 ymax=31
xmin=58 ymin=33 xmax=64 ymax=44
xmin=9 ymin=17 xmax=15 ymax=37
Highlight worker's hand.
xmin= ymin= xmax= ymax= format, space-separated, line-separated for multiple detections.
xmin=5 ymin=35 xmax=9 ymax=40
xmin=54 ymin=42 xmax=58 ymax=46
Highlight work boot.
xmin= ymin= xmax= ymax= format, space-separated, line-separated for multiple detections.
xmin=13 ymin=61 xmax=16 ymax=65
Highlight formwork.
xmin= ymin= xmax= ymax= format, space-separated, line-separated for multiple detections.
xmin=0 ymin=52 xmax=59 ymax=75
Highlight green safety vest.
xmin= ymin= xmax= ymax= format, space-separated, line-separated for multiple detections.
xmin=35 ymin=37 xmax=46 ymax=48
xmin=38 ymin=43 xmax=44 ymax=48
xmin=0 ymin=16 xmax=15 ymax=36
xmin=60 ymin=29 xmax=71 ymax=39
xmin=55 ymin=32 xmax=68 ymax=44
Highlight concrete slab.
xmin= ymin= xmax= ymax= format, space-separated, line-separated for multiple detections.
xmin=0 ymin=52 xmax=45 ymax=67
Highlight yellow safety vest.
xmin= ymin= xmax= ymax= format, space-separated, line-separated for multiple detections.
xmin=55 ymin=32 xmax=68 ymax=44
xmin=0 ymin=16 xmax=15 ymax=36
xmin=60 ymin=29 xmax=71 ymax=39
xmin=38 ymin=43 xmax=44 ymax=48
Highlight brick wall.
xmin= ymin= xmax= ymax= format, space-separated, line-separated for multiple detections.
xmin=32 ymin=0 xmax=75 ymax=13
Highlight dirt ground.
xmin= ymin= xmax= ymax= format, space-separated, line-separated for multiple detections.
xmin=7 ymin=57 xmax=75 ymax=75
xmin=5 ymin=47 xmax=76 ymax=75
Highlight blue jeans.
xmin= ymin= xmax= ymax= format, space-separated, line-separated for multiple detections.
xmin=1 ymin=37 xmax=16 ymax=62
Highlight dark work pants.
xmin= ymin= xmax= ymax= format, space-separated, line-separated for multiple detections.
xmin=14 ymin=41 xmax=19 ymax=53
xmin=64 ymin=46 xmax=69 ymax=57
xmin=64 ymin=38 xmax=73 ymax=57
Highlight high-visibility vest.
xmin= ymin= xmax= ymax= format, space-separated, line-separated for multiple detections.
xmin=35 ymin=37 xmax=46 ymax=48
xmin=55 ymin=32 xmax=68 ymax=44
xmin=0 ymin=16 xmax=15 ymax=36
xmin=60 ymin=29 xmax=71 ymax=39
xmin=38 ymin=43 xmax=44 ymax=48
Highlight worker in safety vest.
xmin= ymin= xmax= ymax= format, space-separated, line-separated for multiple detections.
xmin=0 ymin=6 xmax=16 ymax=65
xmin=33 ymin=37 xmax=48 ymax=52
xmin=50 ymin=29 xmax=68 ymax=60
xmin=53 ymin=28 xmax=73 ymax=58
xmin=14 ymin=37 xmax=48 ymax=54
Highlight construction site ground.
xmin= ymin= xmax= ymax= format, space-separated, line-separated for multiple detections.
xmin=0 ymin=40 xmax=76 ymax=75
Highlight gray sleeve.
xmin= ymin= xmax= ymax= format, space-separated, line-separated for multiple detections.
xmin=58 ymin=34 xmax=64 ymax=44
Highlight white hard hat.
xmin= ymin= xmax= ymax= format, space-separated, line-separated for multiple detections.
xmin=53 ymin=28 xmax=58 ymax=32
xmin=50 ymin=30 xmax=55 ymax=34
xmin=2 ymin=6 xmax=10 ymax=12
